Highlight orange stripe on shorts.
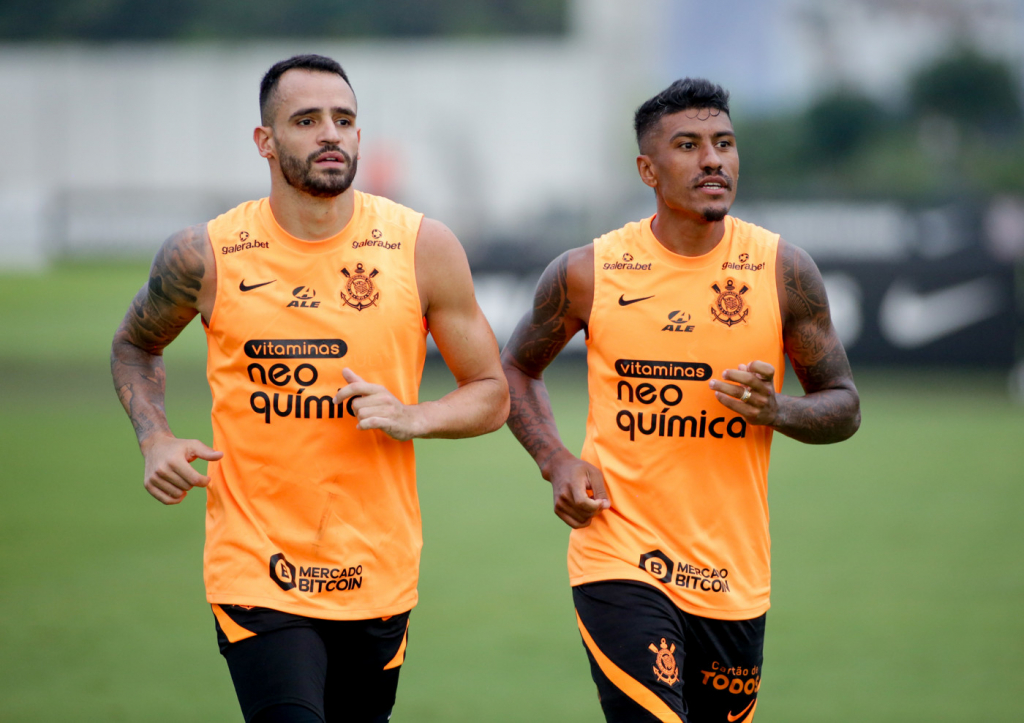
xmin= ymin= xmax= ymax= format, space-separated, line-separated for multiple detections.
xmin=383 ymin=619 xmax=410 ymax=670
xmin=211 ymin=604 xmax=257 ymax=644
xmin=576 ymin=611 xmax=683 ymax=723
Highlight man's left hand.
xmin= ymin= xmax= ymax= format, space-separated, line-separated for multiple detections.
xmin=710 ymin=360 xmax=778 ymax=426
xmin=335 ymin=368 xmax=423 ymax=441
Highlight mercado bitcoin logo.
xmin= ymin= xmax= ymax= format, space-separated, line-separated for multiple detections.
xmin=639 ymin=549 xmax=732 ymax=594
xmin=269 ymin=553 xmax=297 ymax=591
xmin=269 ymin=554 xmax=365 ymax=595
xmin=639 ymin=550 xmax=674 ymax=582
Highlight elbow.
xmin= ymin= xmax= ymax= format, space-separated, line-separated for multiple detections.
xmin=491 ymin=380 xmax=511 ymax=432
xmin=839 ymin=408 xmax=861 ymax=442
xmin=500 ymin=349 xmax=522 ymax=378
xmin=838 ymin=391 xmax=862 ymax=442
xmin=476 ymin=374 xmax=511 ymax=435
xmin=110 ymin=332 xmax=132 ymax=370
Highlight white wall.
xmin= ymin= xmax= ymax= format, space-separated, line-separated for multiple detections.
xmin=0 ymin=0 xmax=666 ymax=267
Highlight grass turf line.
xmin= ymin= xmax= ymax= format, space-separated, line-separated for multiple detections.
xmin=0 ymin=262 xmax=1021 ymax=721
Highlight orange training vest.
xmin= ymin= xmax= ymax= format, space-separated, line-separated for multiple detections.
xmin=202 ymin=191 xmax=427 ymax=620
xmin=570 ymin=215 xmax=784 ymax=620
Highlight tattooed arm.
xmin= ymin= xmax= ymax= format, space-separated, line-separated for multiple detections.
xmin=111 ymin=225 xmax=223 ymax=504
xmin=501 ymin=246 xmax=610 ymax=528
xmin=711 ymin=239 xmax=861 ymax=444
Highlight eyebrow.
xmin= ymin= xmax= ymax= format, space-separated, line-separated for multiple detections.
xmin=288 ymin=106 xmax=356 ymax=121
xmin=669 ymin=130 xmax=735 ymax=142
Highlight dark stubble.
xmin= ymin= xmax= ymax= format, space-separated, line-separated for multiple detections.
xmin=279 ymin=144 xmax=358 ymax=198
xmin=692 ymin=170 xmax=734 ymax=223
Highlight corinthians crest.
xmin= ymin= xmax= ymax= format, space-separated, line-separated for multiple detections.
xmin=649 ymin=638 xmax=680 ymax=686
xmin=340 ymin=263 xmax=380 ymax=311
xmin=711 ymin=278 xmax=750 ymax=327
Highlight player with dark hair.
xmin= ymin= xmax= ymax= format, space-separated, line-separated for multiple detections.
xmin=502 ymin=77 xmax=860 ymax=722
xmin=111 ymin=54 xmax=509 ymax=723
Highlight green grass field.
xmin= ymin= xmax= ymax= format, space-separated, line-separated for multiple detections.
xmin=1 ymin=262 xmax=1022 ymax=722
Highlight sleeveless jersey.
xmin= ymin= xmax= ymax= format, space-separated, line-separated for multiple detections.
xmin=202 ymin=191 xmax=427 ymax=620
xmin=569 ymin=214 xmax=784 ymax=620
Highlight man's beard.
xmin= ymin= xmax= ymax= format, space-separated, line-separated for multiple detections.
xmin=279 ymin=145 xmax=358 ymax=198
xmin=701 ymin=206 xmax=728 ymax=222
xmin=692 ymin=170 xmax=733 ymax=223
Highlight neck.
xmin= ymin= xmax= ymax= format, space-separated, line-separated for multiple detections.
xmin=267 ymin=176 xmax=356 ymax=242
xmin=649 ymin=197 xmax=727 ymax=257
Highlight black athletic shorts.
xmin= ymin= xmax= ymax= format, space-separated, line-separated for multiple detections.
xmin=573 ymin=581 xmax=765 ymax=723
xmin=212 ymin=604 xmax=410 ymax=723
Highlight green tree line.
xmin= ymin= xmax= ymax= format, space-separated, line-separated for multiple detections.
xmin=737 ymin=49 xmax=1024 ymax=200
xmin=0 ymin=0 xmax=567 ymax=40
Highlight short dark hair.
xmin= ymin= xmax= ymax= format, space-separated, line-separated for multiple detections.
xmin=259 ymin=54 xmax=352 ymax=126
xmin=634 ymin=78 xmax=731 ymax=151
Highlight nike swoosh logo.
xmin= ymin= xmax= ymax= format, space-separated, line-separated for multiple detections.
xmin=879 ymin=277 xmax=1001 ymax=348
xmin=239 ymin=279 xmax=277 ymax=292
xmin=727 ymin=699 xmax=756 ymax=722
xmin=618 ymin=294 xmax=655 ymax=306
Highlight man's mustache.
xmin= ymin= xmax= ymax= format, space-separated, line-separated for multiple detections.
xmin=307 ymin=146 xmax=352 ymax=165
xmin=692 ymin=171 xmax=733 ymax=188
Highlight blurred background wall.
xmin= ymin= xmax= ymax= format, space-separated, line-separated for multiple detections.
xmin=1 ymin=0 xmax=1022 ymax=375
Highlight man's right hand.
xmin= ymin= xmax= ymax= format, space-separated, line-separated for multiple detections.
xmin=546 ymin=452 xmax=611 ymax=529
xmin=141 ymin=434 xmax=223 ymax=505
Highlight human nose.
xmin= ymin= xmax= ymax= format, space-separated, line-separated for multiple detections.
xmin=699 ymin=144 xmax=723 ymax=171
xmin=318 ymin=121 xmax=341 ymax=144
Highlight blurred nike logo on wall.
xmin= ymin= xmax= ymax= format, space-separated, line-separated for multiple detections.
xmin=879 ymin=277 xmax=1001 ymax=348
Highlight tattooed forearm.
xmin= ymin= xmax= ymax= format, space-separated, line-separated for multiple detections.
xmin=504 ymin=370 xmax=569 ymax=475
xmin=111 ymin=225 xmax=209 ymax=447
xmin=772 ymin=388 xmax=860 ymax=444
xmin=774 ymin=241 xmax=861 ymax=444
xmin=502 ymin=363 xmax=571 ymax=477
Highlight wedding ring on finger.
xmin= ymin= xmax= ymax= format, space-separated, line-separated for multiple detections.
xmin=739 ymin=388 xmax=752 ymax=403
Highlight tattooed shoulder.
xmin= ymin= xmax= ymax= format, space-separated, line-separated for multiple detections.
xmin=119 ymin=225 xmax=212 ymax=354
xmin=777 ymin=238 xmax=853 ymax=390
xmin=505 ymin=248 xmax=589 ymax=374
xmin=778 ymin=239 xmax=828 ymax=325
xmin=148 ymin=224 xmax=212 ymax=308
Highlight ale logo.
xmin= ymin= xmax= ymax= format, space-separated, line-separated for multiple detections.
xmin=269 ymin=553 xmax=297 ymax=591
xmin=663 ymin=310 xmax=695 ymax=333
xmin=288 ymin=286 xmax=320 ymax=309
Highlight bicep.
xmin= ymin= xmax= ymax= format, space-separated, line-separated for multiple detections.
xmin=779 ymin=242 xmax=855 ymax=393
xmin=116 ymin=226 xmax=211 ymax=355
xmin=418 ymin=220 xmax=502 ymax=385
xmin=502 ymin=251 xmax=586 ymax=378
